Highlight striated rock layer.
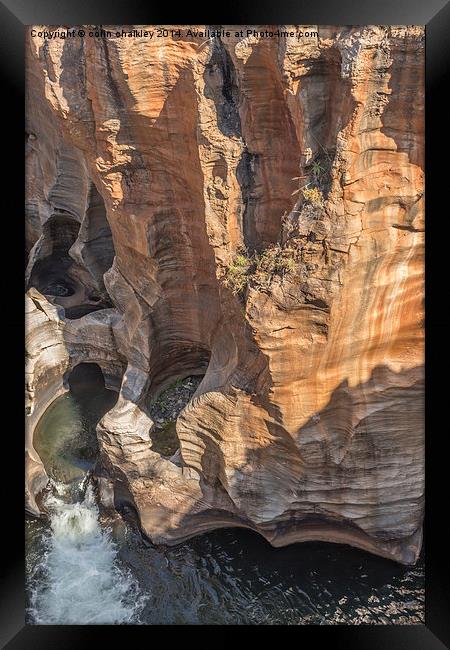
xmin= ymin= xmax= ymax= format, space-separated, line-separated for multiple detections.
xmin=25 ymin=25 xmax=424 ymax=563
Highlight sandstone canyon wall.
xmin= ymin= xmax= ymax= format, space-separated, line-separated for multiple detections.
xmin=25 ymin=26 xmax=424 ymax=564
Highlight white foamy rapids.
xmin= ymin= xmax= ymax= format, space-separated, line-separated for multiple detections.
xmin=29 ymin=482 xmax=146 ymax=624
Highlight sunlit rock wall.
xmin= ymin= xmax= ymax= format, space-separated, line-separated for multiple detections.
xmin=25 ymin=25 xmax=424 ymax=563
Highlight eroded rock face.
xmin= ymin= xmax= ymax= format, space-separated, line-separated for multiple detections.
xmin=25 ymin=25 xmax=424 ymax=563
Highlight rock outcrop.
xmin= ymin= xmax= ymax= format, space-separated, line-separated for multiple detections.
xmin=25 ymin=25 xmax=424 ymax=563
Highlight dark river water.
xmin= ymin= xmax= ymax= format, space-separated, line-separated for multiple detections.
xmin=26 ymin=369 xmax=424 ymax=625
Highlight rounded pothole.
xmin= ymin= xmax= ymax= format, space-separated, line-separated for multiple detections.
xmin=147 ymin=376 xmax=203 ymax=457
xmin=33 ymin=363 xmax=118 ymax=484
xmin=42 ymin=280 xmax=75 ymax=297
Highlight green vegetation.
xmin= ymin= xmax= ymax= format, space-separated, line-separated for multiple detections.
xmin=301 ymin=186 xmax=324 ymax=207
xmin=292 ymin=141 xmax=333 ymax=204
xmin=309 ymin=158 xmax=330 ymax=189
xmin=222 ymin=249 xmax=252 ymax=295
xmin=222 ymin=244 xmax=298 ymax=296
xmin=168 ymin=377 xmax=184 ymax=391
xmin=152 ymin=378 xmax=183 ymax=413
xmin=150 ymin=420 xmax=179 ymax=456
xmin=254 ymin=244 xmax=297 ymax=278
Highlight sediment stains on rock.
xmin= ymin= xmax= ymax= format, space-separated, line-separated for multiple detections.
xmin=25 ymin=26 xmax=424 ymax=564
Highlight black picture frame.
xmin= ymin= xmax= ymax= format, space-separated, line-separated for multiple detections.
xmin=2 ymin=0 xmax=449 ymax=645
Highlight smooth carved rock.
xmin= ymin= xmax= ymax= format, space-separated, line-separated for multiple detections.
xmin=25 ymin=26 xmax=424 ymax=563
xmin=25 ymin=289 xmax=125 ymax=513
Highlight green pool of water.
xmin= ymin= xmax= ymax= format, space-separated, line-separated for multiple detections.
xmin=33 ymin=365 xmax=117 ymax=483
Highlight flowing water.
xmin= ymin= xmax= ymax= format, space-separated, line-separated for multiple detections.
xmin=27 ymin=480 xmax=145 ymax=624
xmin=26 ymin=368 xmax=424 ymax=625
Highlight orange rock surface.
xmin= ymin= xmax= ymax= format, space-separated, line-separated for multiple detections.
xmin=25 ymin=25 xmax=424 ymax=563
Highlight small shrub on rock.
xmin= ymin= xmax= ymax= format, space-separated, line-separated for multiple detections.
xmin=222 ymin=249 xmax=252 ymax=295
xmin=301 ymin=186 xmax=324 ymax=207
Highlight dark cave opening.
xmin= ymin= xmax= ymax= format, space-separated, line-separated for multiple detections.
xmin=147 ymin=375 xmax=203 ymax=458
xmin=28 ymin=214 xmax=80 ymax=299
xmin=27 ymin=184 xmax=116 ymax=320
xmin=143 ymin=343 xmax=212 ymax=461
xmin=77 ymin=184 xmax=116 ymax=291
xmin=203 ymin=36 xmax=241 ymax=138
